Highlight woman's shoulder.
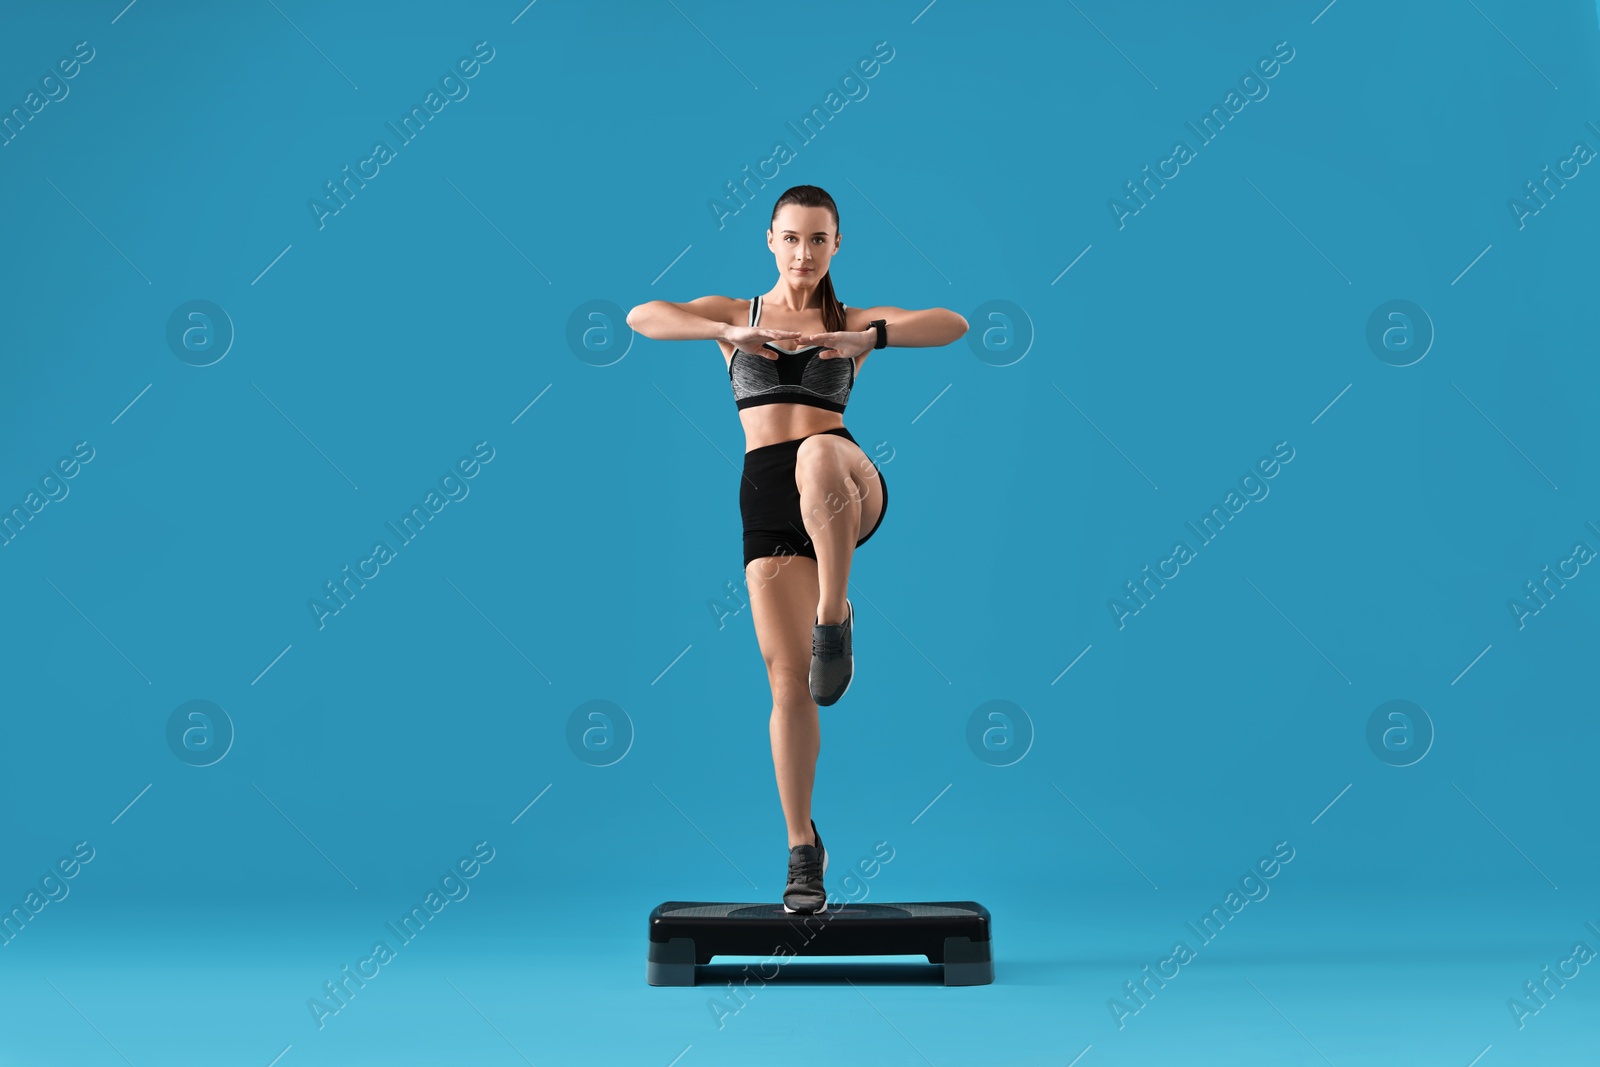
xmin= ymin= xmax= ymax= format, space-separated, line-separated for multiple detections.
xmin=840 ymin=302 xmax=911 ymax=329
xmin=667 ymin=293 xmax=746 ymax=321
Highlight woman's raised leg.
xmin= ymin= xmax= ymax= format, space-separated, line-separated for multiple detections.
xmin=793 ymin=434 xmax=884 ymax=626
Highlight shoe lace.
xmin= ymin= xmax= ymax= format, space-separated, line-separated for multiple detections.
xmin=812 ymin=631 xmax=842 ymax=657
xmin=788 ymin=849 xmax=822 ymax=884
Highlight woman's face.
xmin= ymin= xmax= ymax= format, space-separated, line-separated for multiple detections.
xmin=768 ymin=204 xmax=839 ymax=290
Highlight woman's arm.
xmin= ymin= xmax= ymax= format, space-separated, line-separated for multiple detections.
xmin=797 ymin=305 xmax=969 ymax=354
xmin=850 ymin=306 xmax=969 ymax=348
xmin=626 ymin=295 xmax=741 ymax=342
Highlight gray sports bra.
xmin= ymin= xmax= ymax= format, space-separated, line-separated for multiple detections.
xmin=728 ymin=295 xmax=854 ymax=414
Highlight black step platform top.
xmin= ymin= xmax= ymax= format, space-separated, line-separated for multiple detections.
xmin=646 ymin=900 xmax=993 ymax=986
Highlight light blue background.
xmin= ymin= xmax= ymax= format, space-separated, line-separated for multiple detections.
xmin=2 ymin=0 xmax=1597 ymax=1064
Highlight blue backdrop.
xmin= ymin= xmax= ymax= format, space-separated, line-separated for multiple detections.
xmin=2 ymin=1 xmax=1597 ymax=1064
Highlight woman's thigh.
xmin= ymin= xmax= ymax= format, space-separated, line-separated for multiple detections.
xmin=793 ymin=433 xmax=885 ymax=547
xmin=744 ymin=553 xmax=820 ymax=699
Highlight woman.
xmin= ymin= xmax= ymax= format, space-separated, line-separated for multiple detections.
xmin=626 ymin=185 xmax=968 ymax=913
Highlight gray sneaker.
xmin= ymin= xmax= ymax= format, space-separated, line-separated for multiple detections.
xmin=782 ymin=818 xmax=828 ymax=914
xmin=809 ymin=599 xmax=854 ymax=706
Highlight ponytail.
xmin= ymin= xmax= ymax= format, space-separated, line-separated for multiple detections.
xmin=817 ymin=269 xmax=846 ymax=334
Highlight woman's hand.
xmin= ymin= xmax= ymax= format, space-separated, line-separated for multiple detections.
xmin=793 ymin=329 xmax=875 ymax=360
xmin=723 ymin=325 xmax=805 ymax=359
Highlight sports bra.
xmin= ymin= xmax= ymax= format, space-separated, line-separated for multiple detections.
xmin=728 ymin=295 xmax=855 ymax=413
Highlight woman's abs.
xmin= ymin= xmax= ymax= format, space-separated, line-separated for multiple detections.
xmin=739 ymin=403 xmax=846 ymax=451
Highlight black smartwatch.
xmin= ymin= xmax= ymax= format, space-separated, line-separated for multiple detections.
xmin=868 ymin=319 xmax=888 ymax=349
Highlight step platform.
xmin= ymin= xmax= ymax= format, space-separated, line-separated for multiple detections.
xmin=646 ymin=900 xmax=993 ymax=986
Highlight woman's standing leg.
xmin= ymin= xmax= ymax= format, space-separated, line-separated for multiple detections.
xmin=746 ymin=553 xmax=824 ymax=849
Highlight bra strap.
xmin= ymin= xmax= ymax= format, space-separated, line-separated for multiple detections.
xmin=749 ymin=295 xmax=761 ymax=327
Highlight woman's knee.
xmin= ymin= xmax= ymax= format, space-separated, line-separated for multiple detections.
xmin=795 ymin=437 xmax=851 ymax=492
xmin=765 ymin=662 xmax=813 ymax=707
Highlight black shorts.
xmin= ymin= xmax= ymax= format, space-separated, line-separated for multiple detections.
xmin=739 ymin=427 xmax=889 ymax=568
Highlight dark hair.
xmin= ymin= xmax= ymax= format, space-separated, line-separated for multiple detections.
xmin=770 ymin=185 xmax=846 ymax=333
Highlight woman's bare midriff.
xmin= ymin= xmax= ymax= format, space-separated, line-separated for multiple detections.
xmin=734 ymin=403 xmax=845 ymax=451
xmin=718 ymin=299 xmax=871 ymax=452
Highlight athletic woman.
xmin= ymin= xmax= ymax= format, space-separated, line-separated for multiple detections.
xmin=626 ymin=184 xmax=968 ymax=913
